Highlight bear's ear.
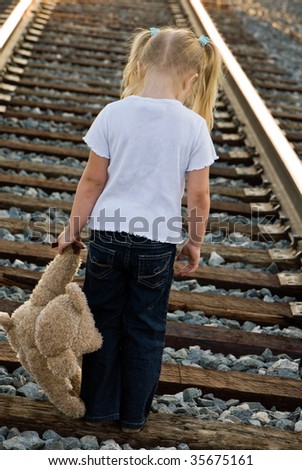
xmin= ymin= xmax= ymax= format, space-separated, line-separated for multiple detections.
xmin=0 ymin=312 xmax=13 ymax=332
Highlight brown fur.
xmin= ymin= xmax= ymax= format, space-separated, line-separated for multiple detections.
xmin=0 ymin=245 xmax=102 ymax=419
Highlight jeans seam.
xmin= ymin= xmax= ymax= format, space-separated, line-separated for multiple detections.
xmin=121 ymin=419 xmax=146 ymax=428
xmin=92 ymin=230 xmax=175 ymax=248
xmin=124 ymin=246 xmax=131 ymax=269
xmin=85 ymin=413 xmax=120 ymax=421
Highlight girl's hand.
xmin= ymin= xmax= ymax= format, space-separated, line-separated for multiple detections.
xmin=56 ymin=230 xmax=85 ymax=255
xmin=176 ymin=240 xmax=201 ymax=275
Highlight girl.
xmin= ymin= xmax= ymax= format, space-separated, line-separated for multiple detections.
xmin=57 ymin=26 xmax=222 ymax=432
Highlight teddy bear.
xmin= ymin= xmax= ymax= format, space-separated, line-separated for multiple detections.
xmin=0 ymin=244 xmax=102 ymax=419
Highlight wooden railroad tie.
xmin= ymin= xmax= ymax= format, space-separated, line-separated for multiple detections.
xmin=0 ymin=395 xmax=302 ymax=450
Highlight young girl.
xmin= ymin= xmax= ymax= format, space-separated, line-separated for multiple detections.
xmin=57 ymin=26 xmax=222 ymax=432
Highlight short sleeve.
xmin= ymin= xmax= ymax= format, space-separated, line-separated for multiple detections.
xmin=82 ymin=106 xmax=110 ymax=159
xmin=186 ymin=123 xmax=218 ymax=171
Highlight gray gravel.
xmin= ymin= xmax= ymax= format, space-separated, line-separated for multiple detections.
xmin=152 ymin=388 xmax=302 ymax=432
xmin=0 ymin=185 xmax=74 ymax=201
xmin=229 ymin=0 xmax=302 ymax=83
xmin=1 ymin=148 xmax=86 ymax=169
xmin=1 ymin=133 xmax=87 ymax=150
xmin=162 ymin=346 xmax=301 ymax=379
xmin=0 ymin=426 xmax=189 ymax=450
xmin=167 ymin=310 xmax=302 ymax=339
xmin=171 ymin=279 xmax=296 ymax=303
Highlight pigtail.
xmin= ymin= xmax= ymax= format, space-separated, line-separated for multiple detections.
xmin=120 ymin=29 xmax=151 ymax=99
xmin=192 ymin=42 xmax=222 ymax=130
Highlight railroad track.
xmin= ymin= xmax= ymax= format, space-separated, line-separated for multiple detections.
xmin=0 ymin=0 xmax=302 ymax=450
xmin=203 ymin=0 xmax=302 ymax=160
xmin=0 ymin=1 xmax=19 ymax=27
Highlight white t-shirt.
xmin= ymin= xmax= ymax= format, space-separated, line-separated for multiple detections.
xmin=83 ymin=95 xmax=218 ymax=243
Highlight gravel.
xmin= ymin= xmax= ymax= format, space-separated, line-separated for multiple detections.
xmin=0 ymin=185 xmax=74 ymax=201
xmin=0 ymin=148 xmax=86 ymax=169
xmin=162 ymin=346 xmax=301 ymax=379
xmin=166 ymin=310 xmax=302 ymax=339
xmin=229 ymin=0 xmax=302 ymax=83
xmin=0 ymin=426 xmax=190 ymax=450
xmin=171 ymin=279 xmax=296 ymax=303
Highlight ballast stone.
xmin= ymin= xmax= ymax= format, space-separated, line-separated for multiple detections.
xmin=100 ymin=439 xmax=122 ymax=450
xmin=42 ymin=429 xmax=62 ymax=441
xmin=61 ymin=436 xmax=81 ymax=450
xmin=0 ymin=385 xmax=16 ymax=395
xmin=208 ymin=251 xmax=225 ymax=266
xmin=80 ymin=435 xmax=99 ymax=450
xmin=2 ymin=437 xmax=27 ymax=450
xmin=44 ymin=440 xmax=65 ymax=450
xmin=183 ymin=387 xmax=202 ymax=403
xmin=0 ymin=376 xmax=14 ymax=386
xmin=18 ymin=382 xmax=48 ymax=400
xmin=251 ymin=411 xmax=270 ymax=424
xmin=3 ymin=432 xmax=44 ymax=450
xmin=274 ymin=419 xmax=295 ymax=431
xmin=295 ymin=421 xmax=302 ymax=432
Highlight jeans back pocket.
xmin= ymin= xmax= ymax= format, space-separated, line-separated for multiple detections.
xmin=87 ymin=242 xmax=115 ymax=280
xmin=138 ymin=252 xmax=172 ymax=289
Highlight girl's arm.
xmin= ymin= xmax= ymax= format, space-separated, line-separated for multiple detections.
xmin=177 ymin=167 xmax=210 ymax=275
xmin=57 ymin=151 xmax=109 ymax=254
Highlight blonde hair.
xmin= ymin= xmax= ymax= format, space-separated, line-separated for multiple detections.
xmin=121 ymin=27 xmax=222 ymax=130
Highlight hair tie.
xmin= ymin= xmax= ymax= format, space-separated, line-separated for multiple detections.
xmin=150 ymin=27 xmax=159 ymax=37
xmin=198 ymin=35 xmax=211 ymax=46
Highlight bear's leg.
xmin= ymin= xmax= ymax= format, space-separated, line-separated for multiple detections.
xmin=70 ymin=369 xmax=81 ymax=396
xmin=26 ymin=348 xmax=85 ymax=419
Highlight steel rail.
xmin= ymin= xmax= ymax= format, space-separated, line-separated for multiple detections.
xmin=181 ymin=0 xmax=302 ymax=237
xmin=0 ymin=0 xmax=33 ymax=49
xmin=0 ymin=0 xmax=43 ymax=69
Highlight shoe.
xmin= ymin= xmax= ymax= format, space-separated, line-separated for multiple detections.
xmin=121 ymin=427 xmax=143 ymax=433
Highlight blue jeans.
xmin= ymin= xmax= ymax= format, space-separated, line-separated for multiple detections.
xmin=80 ymin=231 xmax=176 ymax=429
